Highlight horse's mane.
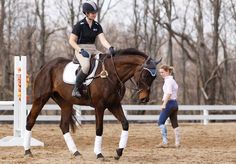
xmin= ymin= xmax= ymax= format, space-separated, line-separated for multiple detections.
xmin=115 ymin=48 xmax=147 ymax=58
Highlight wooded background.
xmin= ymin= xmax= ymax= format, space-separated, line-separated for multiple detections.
xmin=0 ymin=0 xmax=235 ymax=105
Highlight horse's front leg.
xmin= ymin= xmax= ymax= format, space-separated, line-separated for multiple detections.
xmin=94 ymin=107 xmax=105 ymax=160
xmin=108 ymin=104 xmax=129 ymax=160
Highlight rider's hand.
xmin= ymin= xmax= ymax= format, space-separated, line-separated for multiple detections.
xmin=80 ymin=49 xmax=90 ymax=58
xmin=109 ymin=46 xmax=115 ymax=56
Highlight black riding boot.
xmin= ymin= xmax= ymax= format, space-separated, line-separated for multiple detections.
xmin=72 ymin=70 xmax=88 ymax=98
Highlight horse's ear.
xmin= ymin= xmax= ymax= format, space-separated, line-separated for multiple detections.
xmin=155 ymin=57 xmax=162 ymax=65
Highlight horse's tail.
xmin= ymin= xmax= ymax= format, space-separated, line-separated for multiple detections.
xmin=70 ymin=110 xmax=81 ymax=132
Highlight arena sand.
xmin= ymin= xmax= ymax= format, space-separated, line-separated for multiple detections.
xmin=0 ymin=123 xmax=235 ymax=164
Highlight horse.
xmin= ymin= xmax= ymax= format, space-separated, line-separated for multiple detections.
xmin=23 ymin=48 xmax=161 ymax=160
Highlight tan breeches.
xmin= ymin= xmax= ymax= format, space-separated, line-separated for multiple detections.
xmin=75 ymin=44 xmax=100 ymax=74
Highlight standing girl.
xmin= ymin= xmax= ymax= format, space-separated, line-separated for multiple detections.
xmin=157 ymin=65 xmax=180 ymax=148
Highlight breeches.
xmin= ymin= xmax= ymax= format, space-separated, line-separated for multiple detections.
xmin=74 ymin=44 xmax=100 ymax=74
xmin=158 ymin=100 xmax=179 ymax=128
xmin=75 ymin=51 xmax=90 ymax=74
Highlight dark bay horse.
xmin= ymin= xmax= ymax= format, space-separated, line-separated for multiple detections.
xmin=24 ymin=48 xmax=161 ymax=160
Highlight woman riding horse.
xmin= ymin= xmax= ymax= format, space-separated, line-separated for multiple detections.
xmin=69 ymin=0 xmax=115 ymax=98
xmin=23 ymin=48 xmax=161 ymax=160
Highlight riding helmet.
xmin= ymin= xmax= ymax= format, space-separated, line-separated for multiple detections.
xmin=82 ymin=1 xmax=98 ymax=14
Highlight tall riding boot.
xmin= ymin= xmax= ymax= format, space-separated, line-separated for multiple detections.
xmin=174 ymin=127 xmax=180 ymax=148
xmin=72 ymin=70 xmax=88 ymax=98
xmin=157 ymin=124 xmax=168 ymax=148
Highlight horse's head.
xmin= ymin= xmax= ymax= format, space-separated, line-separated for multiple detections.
xmin=133 ymin=56 xmax=162 ymax=103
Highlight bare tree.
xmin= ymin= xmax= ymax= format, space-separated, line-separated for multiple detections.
xmin=133 ymin=0 xmax=141 ymax=49
xmin=35 ymin=0 xmax=66 ymax=69
xmin=35 ymin=0 xmax=46 ymax=68
xmin=56 ymin=0 xmax=83 ymax=59
xmin=180 ymin=1 xmax=191 ymax=104
xmin=0 ymin=0 xmax=6 ymax=99
xmin=194 ymin=0 xmax=207 ymax=104
xmin=0 ymin=0 xmax=17 ymax=99
xmin=96 ymin=0 xmax=121 ymax=23
xmin=163 ymin=0 xmax=177 ymax=65
xmin=201 ymin=0 xmax=221 ymax=104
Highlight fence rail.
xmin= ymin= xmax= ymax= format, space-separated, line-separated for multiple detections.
xmin=0 ymin=103 xmax=236 ymax=124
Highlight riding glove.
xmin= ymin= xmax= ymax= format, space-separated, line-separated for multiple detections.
xmin=80 ymin=49 xmax=90 ymax=58
xmin=109 ymin=46 xmax=115 ymax=56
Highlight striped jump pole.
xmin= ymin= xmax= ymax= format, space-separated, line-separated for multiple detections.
xmin=0 ymin=56 xmax=44 ymax=147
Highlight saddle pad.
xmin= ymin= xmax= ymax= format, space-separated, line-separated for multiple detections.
xmin=63 ymin=54 xmax=99 ymax=85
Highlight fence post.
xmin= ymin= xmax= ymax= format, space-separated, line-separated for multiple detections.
xmin=203 ymin=108 xmax=209 ymax=125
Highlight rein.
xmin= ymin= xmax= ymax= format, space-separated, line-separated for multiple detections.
xmin=85 ymin=54 xmax=124 ymax=97
xmin=110 ymin=55 xmax=125 ymax=91
xmin=86 ymin=53 xmax=156 ymax=97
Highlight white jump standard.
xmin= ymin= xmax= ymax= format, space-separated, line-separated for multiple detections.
xmin=0 ymin=56 xmax=43 ymax=147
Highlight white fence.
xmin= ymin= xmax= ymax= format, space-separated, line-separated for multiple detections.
xmin=0 ymin=104 xmax=236 ymax=125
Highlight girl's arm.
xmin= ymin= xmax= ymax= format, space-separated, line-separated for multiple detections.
xmin=161 ymin=94 xmax=171 ymax=109
xmin=69 ymin=34 xmax=81 ymax=52
xmin=97 ymin=33 xmax=111 ymax=49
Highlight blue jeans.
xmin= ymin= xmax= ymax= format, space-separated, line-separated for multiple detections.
xmin=158 ymin=100 xmax=179 ymax=128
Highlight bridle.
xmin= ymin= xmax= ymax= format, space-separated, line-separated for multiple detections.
xmin=134 ymin=56 xmax=157 ymax=93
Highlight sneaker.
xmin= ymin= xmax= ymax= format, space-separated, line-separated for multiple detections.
xmin=156 ymin=142 xmax=168 ymax=148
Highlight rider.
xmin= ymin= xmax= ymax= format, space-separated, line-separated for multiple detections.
xmin=69 ymin=0 xmax=115 ymax=98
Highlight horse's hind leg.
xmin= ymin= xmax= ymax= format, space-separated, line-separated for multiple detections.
xmin=24 ymin=93 xmax=51 ymax=157
xmin=108 ymin=104 xmax=129 ymax=160
xmin=51 ymin=93 xmax=81 ymax=157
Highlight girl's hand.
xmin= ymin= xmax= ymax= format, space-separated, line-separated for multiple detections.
xmin=161 ymin=104 xmax=166 ymax=110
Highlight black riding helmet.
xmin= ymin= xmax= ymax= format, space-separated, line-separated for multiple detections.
xmin=83 ymin=1 xmax=98 ymax=14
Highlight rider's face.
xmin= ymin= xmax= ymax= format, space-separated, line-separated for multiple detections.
xmin=86 ymin=12 xmax=97 ymax=20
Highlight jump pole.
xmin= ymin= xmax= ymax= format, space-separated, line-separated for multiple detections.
xmin=0 ymin=56 xmax=44 ymax=147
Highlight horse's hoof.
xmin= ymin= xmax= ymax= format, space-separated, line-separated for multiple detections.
xmin=73 ymin=151 xmax=83 ymax=160
xmin=73 ymin=151 xmax=82 ymax=157
xmin=96 ymin=153 xmax=105 ymax=161
xmin=114 ymin=148 xmax=123 ymax=160
xmin=114 ymin=155 xmax=120 ymax=160
xmin=24 ymin=149 xmax=33 ymax=158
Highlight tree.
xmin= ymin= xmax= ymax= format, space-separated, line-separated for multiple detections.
xmin=35 ymin=0 xmax=66 ymax=69
xmin=96 ymin=0 xmax=121 ymax=23
xmin=56 ymin=0 xmax=83 ymax=59
xmin=206 ymin=0 xmax=221 ymax=104
xmin=163 ymin=0 xmax=176 ymax=65
xmin=0 ymin=0 xmax=6 ymax=99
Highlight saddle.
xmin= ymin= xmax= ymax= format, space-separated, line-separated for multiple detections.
xmin=63 ymin=54 xmax=101 ymax=98
xmin=72 ymin=55 xmax=97 ymax=76
xmin=63 ymin=54 xmax=100 ymax=86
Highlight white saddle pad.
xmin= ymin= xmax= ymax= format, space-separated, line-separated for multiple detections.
xmin=63 ymin=54 xmax=100 ymax=85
